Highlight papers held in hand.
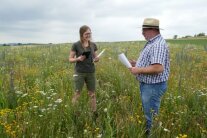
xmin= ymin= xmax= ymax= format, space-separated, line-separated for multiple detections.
xmin=118 ymin=53 xmax=132 ymax=68
xmin=82 ymin=51 xmax=91 ymax=58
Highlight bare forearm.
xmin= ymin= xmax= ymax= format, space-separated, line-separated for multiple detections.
xmin=130 ymin=64 xmax=164 ymax=75
xmin=69 ymin=57 xmax=78 ymax=63
xmin=138 ymin=66 xmax=163 ymax=74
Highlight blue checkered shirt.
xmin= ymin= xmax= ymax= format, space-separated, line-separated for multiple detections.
xmin=136 ymin=34 xmax=170 ymax=84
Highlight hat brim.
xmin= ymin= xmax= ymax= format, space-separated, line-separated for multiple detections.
xmin=138 ymin=25 xmax=164 ymax=30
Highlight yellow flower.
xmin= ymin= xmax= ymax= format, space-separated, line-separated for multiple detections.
xmin=182 ymin=134 xmax=187 ymax=138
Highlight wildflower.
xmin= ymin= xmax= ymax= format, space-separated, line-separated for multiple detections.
xmin=55 ymin=98 xmax=62 ymax=103
xmin=39 ymin=91 xmax=46 ymax=95
xmin=15 ymin=91 xmax=23 ymax=95
xmin=159 ymin=121 xmax=163 ymax=127
xmin=51 ymin=93 xmax=57 ymax=96
xmin=104 ymin=108 xmax=107 ymax=112
xmin=182 ymin=134 xmax=187 ymax=138
xmin=97 ymin=134 xmax=102 ymax=138
xmin=41 ymin=109 xmax=46 ymax=112
xmin=138 ymin=120 xmax=142 ymax=124
xmin=84 ymin=129 xmax=87 ymax=133
xmin=163 ymin=128 xmax=170 ymax=132
xmin=21 ymin=93 xmax=28 ymax=97
xmin=95 ymin=127 xmax=100 ymax=132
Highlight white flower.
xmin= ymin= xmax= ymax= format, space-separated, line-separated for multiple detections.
xmin=21 ymin=93 xmax=28 ymax=97
xmin=163 ymin=128 xmax=170 ymax=132
xmin=97 ymin=134 xmax=102 ymax=138
xmin=51 ymin=93 xmax=57 ymax=96
xmin=15 ymin=91 xmax=23 ymax=95
xmin=33 ymin=106 xmax=38 ymax=108
xmin=84 ymin=129 xmax=87 ymax=133
xmin=159 ymin=121 xmax=162 ymax=127
xmin=55 ymin=98 xmax=62 ymax=103
xmin=39 ymin=91 xmax=46 ymax=95
xmin=39 ymin=115 xmax=43 ymax=117
xmin=53 ymin=105 xmax=57 ymax=107
xmin=104 ymin=108 xmax=107 ymax=113
xmin=49 ymin=89 xmax=54 ymax=92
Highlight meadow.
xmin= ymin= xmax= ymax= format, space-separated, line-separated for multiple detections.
xmin=0 ymin=39 xmax=207 ymax=138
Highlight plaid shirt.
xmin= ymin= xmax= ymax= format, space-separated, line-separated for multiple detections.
xmin=136 ymin=34 xmax=170 ymax=84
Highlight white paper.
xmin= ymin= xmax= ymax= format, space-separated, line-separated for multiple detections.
xmin=97 ymin=49 xmax=105 ymax=58
xmin=118 ymin=53 xmax=132 ymax=68
xmin=93 ymin=49 xmax=105 ymax=62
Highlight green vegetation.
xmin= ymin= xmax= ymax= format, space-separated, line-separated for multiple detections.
xmin=0 ymin=39 xmax=207 ymax=137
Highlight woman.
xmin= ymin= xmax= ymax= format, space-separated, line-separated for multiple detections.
xmin=69 ymin=25 xmax=99 ymax=113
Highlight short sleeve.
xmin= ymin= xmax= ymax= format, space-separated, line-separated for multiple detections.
xmin=150 ymin=44 xmax=167 ymax=65
xmin=71 ymin=43 xmax=76 ymax=52
xmin=93 ymin=43 xmax=98 ymax=51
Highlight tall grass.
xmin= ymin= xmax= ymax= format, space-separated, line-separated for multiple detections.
xmin=0 ymin=39 xmax=207 ymax=137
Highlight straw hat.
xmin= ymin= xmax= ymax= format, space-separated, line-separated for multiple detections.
xmin=142 ymin=18 xmax=163 ymax=30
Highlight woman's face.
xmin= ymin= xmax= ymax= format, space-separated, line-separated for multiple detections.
xmin=82 ymin=29 xmax=91 ymax=42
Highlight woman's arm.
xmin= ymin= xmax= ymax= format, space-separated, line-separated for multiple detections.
xmin=69 ymin=50 xmax=85 ymax=63
xmin=93 ymin=51 xmax=99 ymax=62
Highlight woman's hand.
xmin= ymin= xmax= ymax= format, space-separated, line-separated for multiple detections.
xmin=93 ymin=57 xmax=100 ymax=62
xmin=77 ymin=55 xmax=86 ymax=62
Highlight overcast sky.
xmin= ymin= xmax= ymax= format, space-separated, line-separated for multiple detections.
xmin=1 ymin=0 xmax=207 ymax=43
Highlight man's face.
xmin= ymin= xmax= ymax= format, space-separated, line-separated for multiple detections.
xmin=142 ymin=28 xmax=153 ymax=41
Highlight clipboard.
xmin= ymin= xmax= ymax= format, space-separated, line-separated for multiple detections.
xmin=82 ymin=51 xmax=91 ymax=58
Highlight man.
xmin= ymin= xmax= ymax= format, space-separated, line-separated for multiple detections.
xmin=129 ymin=18 xmax=170 ymax=135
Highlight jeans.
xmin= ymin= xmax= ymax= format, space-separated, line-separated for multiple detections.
xmin=140 ymin=81 xmax=167 ymax=130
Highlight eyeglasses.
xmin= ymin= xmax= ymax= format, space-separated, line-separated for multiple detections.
xmin=84 ymin=32 xmax=92 ymax=36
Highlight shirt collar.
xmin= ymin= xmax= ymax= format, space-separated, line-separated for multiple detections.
xmin=148 ymin=34 xmax=161 ymax=43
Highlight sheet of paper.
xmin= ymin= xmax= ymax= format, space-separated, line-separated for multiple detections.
xmin=97 ymin=49 xmax=105 ymax=58
xmin=93 ymin=49 xmax=105 ymax=62
xmin=118 ymin=53 xmax=132 ymax=68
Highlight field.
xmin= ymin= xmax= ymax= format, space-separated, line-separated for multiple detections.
xmin=0 ymin=39 xmax=207 ymax=138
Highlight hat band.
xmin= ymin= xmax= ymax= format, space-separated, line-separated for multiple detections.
xmin=142 ymin=25 xmax=159 ymax=29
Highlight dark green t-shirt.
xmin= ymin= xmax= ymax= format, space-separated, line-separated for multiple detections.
xmin=71 ymin=41 xmax=98 ymax=73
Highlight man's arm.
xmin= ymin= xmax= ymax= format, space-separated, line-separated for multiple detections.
xmin=129 ymin=63 xmax=164 ymax=75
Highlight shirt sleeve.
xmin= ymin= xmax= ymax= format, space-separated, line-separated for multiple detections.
xmin=93 ymin=43 xmax=98 ymax=51
xmin=150 ymin=44 xmax=167 ymax=65
xmin=71 ymin=43 xmax=76 ymax=52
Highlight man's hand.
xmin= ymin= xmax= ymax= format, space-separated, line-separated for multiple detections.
xmin=129 ymin=67 xmax=141 ymax=75
xmin=129 ymin=59 xmax=136 ymax=67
